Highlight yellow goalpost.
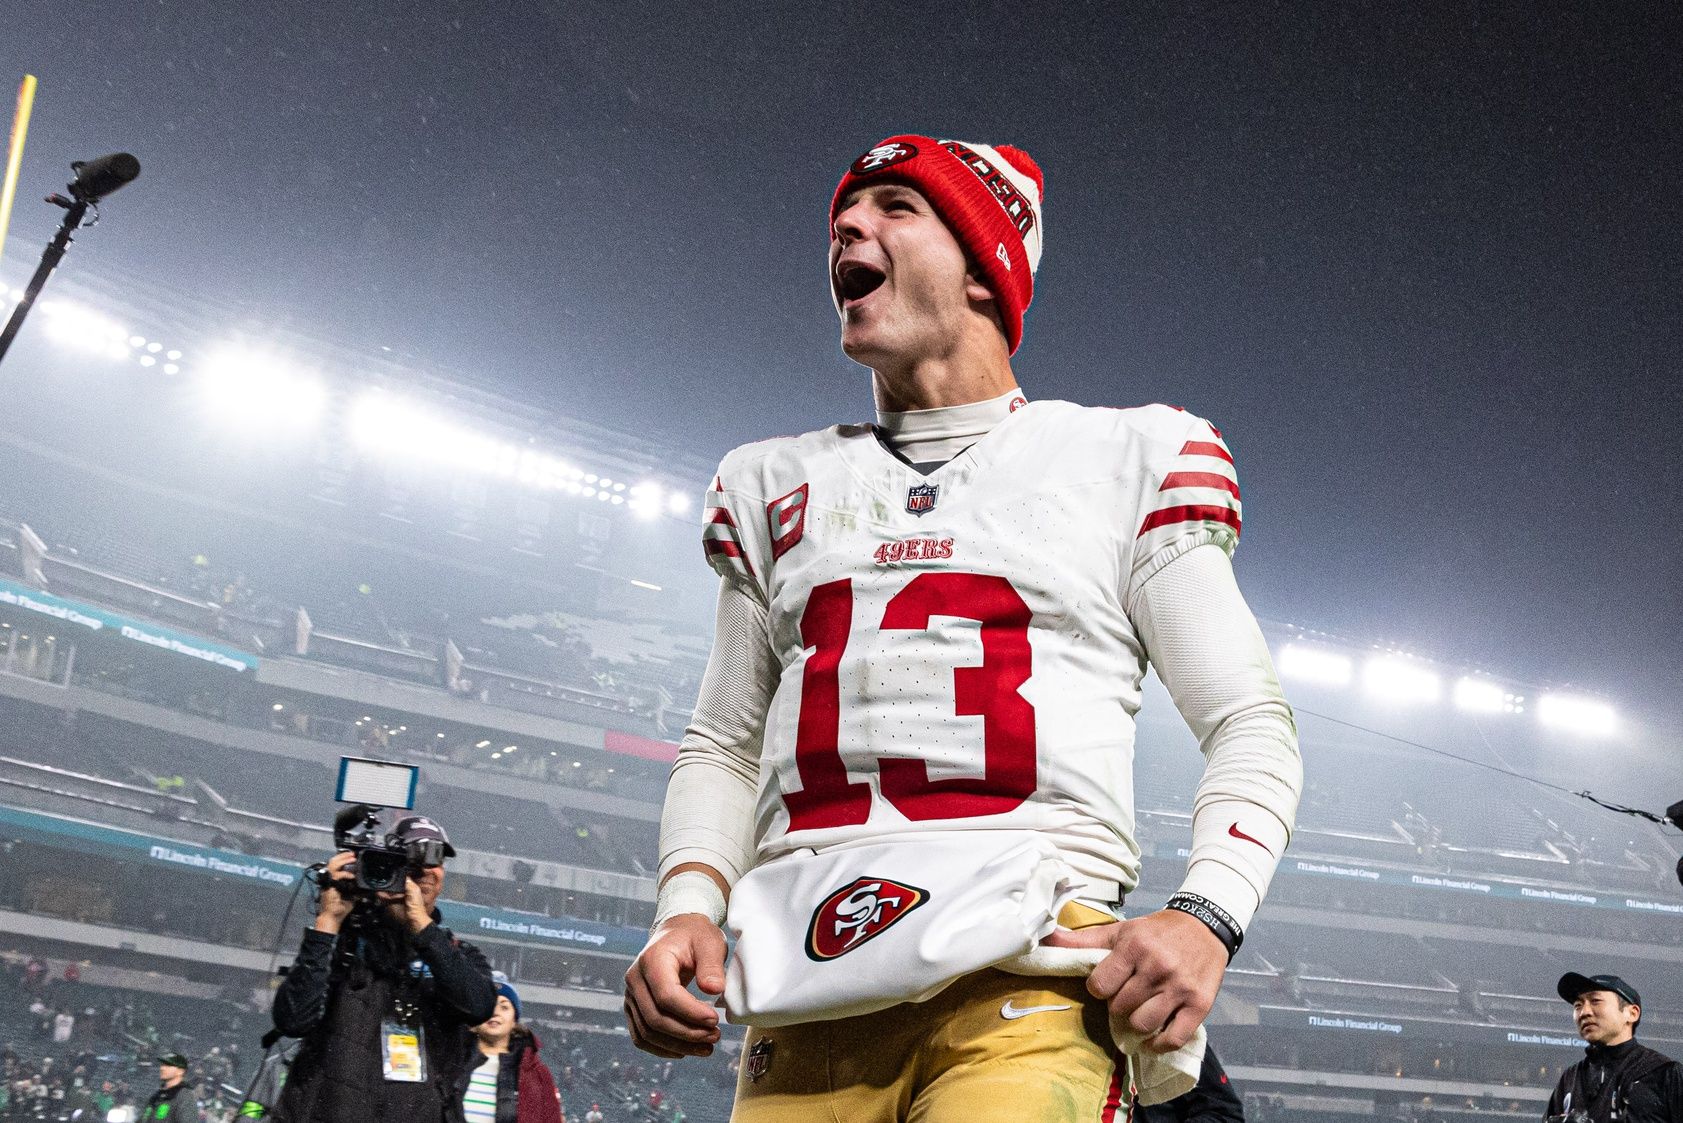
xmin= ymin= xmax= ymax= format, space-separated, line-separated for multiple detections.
xmin=1 ymin=74 xmax=39 ymax=270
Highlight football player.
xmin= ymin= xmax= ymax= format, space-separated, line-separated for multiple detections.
xmin=623 ymin=134 xmax=1302 ymax=1122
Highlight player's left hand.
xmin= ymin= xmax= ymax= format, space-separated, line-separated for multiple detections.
xmin=1040 ymin=909 xmax=1227 ymax=1053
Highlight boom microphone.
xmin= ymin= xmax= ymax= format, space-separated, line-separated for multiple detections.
xmin=68 ymin=152 xmax=140 ymax=202
xmin=0 ymin=151 xmax=142 ymax=368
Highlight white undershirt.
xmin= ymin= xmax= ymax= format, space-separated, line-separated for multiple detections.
xmin=875 ymin=387 xmax=1026 ymax=472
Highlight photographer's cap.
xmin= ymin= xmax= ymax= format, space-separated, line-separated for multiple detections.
xmin=1558 ymin=972 xmax=1640 ymax=1007
xmin=391 ymin=815 xmax=456 ymax=862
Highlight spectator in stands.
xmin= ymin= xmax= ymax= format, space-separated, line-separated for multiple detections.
xmin=142 ymin=1051 xmax=200 ymax=1122
xmin=1546 ymin=972 xmax=1683 ymax=1121
xmin=453 ymin=974 xmax=563 ymax=1123
xmin=1135 ymin=1046 xmax=1244 ymax=1121
xmin=269 ymin=816 xmax=496 ymax=1123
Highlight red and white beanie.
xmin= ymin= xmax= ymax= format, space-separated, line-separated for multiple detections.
xmin=830 ymin=134 xmax=1045 ymax=354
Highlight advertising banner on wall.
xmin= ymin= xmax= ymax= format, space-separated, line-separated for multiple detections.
xmin=1255 ymin=1005 xmax=1632 ymax=1051
xmin=1156 ymin=844 xmax=1683 ymax=920
xmin=0 ymin=576 xmax=258 ymax=673
xmin=0 ymin=804 xmax=643 ymax=954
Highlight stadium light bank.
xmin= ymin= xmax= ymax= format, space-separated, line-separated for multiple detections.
xmin=1279 ymin=642 xmax=1615 ymax=737
xmin=345 ymin=387 xmax=691 ymax=517
xmin=197 ymin=342 xmax=327 ymax=430
xmin=8 ymin=281 xmax=697 ymax=520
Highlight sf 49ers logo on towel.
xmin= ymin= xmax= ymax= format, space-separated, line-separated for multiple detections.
xmin=806 ymin=877 xmax=928 ymax=961
xmin=851 ymin=142 xmax=918 ymax=175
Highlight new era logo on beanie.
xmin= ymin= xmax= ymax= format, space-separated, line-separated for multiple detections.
xmin=831 ymin=134 xmax=1045 ymax=354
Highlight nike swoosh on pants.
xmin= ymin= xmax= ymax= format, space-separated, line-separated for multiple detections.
xmin=1001 ymin=1001 xmax=1073 ymax=1020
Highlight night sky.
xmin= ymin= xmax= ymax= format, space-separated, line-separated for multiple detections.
xmin=4 ymin=3 xmax=1680 ymax=730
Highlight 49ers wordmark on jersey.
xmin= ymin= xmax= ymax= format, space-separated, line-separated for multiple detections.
xmin=805 ymin=877 xmax=928 ymax=961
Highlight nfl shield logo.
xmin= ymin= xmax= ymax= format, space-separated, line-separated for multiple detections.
xmin=746 ymin=1038 xmax=775 ymax=1082
xmin=906 ymin=482 xmax=939 ymax=516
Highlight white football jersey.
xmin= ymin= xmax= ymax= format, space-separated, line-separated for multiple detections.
xmin=701 ymin=400 xmax=1243 ymax=895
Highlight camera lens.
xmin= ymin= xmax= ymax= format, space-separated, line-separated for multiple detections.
xmin=356 ymin=849 xmax=408 ymax=894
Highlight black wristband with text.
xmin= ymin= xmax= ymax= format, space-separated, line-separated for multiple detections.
xmin=1165 ymin=892 xmax=1244 ymax=961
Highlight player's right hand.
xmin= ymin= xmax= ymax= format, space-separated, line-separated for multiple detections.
xmin=623 ymin=913 xmax=727 ymax=1059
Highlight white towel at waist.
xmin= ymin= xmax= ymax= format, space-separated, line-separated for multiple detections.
xmin=994 ymin=943 xmax=1206 ymax=1107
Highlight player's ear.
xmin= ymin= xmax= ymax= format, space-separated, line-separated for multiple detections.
xmin=965 ymin=271 xmax=1006 ymax=345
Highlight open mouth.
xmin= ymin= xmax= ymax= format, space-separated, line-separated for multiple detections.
xmin=836 ymin=260 xmax=887 ymax=305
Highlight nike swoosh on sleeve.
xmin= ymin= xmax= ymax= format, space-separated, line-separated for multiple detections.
xmin=1228 ymin=822 xmax=1274 ymax=855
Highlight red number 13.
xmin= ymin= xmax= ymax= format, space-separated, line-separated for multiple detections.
xmin=782 ymin=572 xmax=1038 ymax=832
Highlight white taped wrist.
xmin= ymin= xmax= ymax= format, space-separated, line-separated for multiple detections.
xmin=653 ymin=871 xmax=727 ymax=929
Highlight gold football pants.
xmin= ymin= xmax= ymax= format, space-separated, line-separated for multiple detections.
xmin=730 ymin=906 xmax=1128 ymax=1123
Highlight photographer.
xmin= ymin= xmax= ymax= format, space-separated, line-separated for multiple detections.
xmin=1546 ymin=972 xmax=1683 ymax=1122
xmin=270 ymin=816 xmax=496 ymax=1123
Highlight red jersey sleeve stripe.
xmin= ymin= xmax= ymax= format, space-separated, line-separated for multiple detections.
xmin=1139 ymin=504 xmax=1242 ymax=536
xmin=706 ymin=505 xmax=738 ymax=528
xmin=1159 ymin=471 xmax=1240 ymax=497
xmin=1179 ymin=439 xmax=1234 ymax=464
xmin=704 ymin=538 xmax=756 ymax=576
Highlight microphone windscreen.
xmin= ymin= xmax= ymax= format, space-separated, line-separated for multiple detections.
xmin=332 ymin=803 xmax=374 ymax=840
xmin=70 ymin=153 xmax=141 ymax=201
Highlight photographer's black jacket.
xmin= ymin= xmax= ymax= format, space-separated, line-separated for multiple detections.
xmin=270 ymin=906 xmax=496 ymax=1123
xmin=1545 ymin=1038 xmax=1683 ymax=1122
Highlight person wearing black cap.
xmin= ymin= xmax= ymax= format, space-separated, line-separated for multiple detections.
xmin=1546 ymin=972 xmax=1683 ymax=1122
xmin=270 ymin=814 xmax=497 ymax=1123
xmin=142 ymin=1052 xmax=200 ymax=1122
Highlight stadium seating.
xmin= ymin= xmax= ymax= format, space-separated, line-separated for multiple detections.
xmin=5 ymin=511 xmax=1682 ymax=1122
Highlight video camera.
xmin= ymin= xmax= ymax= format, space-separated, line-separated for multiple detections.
xmin=321 ymin=758 xmax=436 ymax=896
xmin=331 ymin=804 xmax=445 ymax=895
